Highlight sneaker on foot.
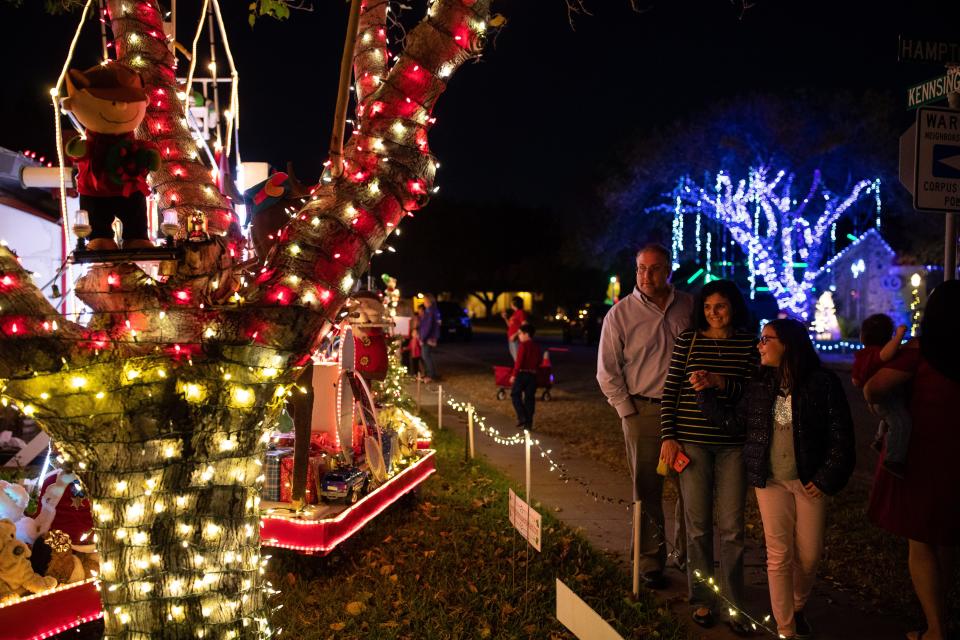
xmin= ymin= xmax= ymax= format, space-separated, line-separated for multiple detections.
xmin=727 ymin=619 xmax=753 ymax=636
xmin=794 ymin=610 xmax=812 ymax=639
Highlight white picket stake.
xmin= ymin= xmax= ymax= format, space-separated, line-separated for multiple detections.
xmin=437 ymin=384 xmax=443 ymax=429
xmin=467 ymin=404 xmax=475 ymax=459
xmin=632 ymin=500 xmax=641 ymax=598
xmin=525 ymin=429 xmax=532 ymax=506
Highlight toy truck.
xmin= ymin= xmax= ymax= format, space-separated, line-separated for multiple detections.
xmin=320 ymin=466 xmax=368 ymax=504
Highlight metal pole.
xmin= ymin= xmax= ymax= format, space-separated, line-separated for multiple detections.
xmin=946 ymin=212 xmax=958 ymax=281
xmin=437 ymin=384 xmax=443 ymax=430
xmin=632 ymin=500 xmax=641 ymax=598
xmin=467 ymin=404 xmax=475 ymax=459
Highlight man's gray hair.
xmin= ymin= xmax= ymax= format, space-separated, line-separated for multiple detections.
xmin=635 ymin=243 xmax=671 ymax=264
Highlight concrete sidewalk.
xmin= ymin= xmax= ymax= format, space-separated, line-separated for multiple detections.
xmin=413 ymin=379 xmax=910 ymax=640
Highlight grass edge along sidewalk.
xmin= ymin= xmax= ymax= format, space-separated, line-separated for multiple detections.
xmin=268 ymin=423 xmax=683 ymax=640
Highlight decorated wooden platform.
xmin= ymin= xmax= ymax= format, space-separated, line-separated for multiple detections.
xmin=0 ymin=578 xmax=103 ymax=640
xmin=260 ymin=448 xmax=436 ymax=555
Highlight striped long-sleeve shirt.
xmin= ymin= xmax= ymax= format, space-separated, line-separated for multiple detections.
xmin=660 ymin=329 xmax=759 ymax=445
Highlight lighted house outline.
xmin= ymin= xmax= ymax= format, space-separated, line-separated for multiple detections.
xmin=811 ymin=228 xmax=914 ymax=335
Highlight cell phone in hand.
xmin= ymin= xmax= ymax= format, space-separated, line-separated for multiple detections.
xmin=673 ymin=451 xmax=691 ymax=473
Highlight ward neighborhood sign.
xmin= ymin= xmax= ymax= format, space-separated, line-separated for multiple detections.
xmin=914 ymin=106 xmax=960 ymax=212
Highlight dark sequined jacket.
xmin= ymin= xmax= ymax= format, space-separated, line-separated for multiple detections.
xmin=697 ymin=367 xmax=855 ymax=495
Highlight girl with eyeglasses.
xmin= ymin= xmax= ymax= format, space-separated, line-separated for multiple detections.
xmin=697 ymin=318 xmax=856 ymax=639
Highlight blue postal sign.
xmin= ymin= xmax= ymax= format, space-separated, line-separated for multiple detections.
xmin=914 ymin=106 xmax=960 ymax=211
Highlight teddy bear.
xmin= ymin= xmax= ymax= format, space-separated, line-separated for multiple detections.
xmin=0 ymin=519 xmax=57 ymax=601
xmin=61 ymin=60 xmax=160 ymax=251
xmin=39 ymin=530 xmax=84 ymax=585
xmin=0 ymin=470 xmax=77 ymax=545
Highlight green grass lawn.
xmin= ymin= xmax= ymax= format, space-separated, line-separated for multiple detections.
xmin=265 ymin=424 xmax=683 ymax=640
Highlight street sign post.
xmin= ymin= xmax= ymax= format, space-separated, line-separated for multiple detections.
xmin=907 ymin=68 xmax=960 ymax=109
xmin=914 ymin=106 xmax=960 ymax=211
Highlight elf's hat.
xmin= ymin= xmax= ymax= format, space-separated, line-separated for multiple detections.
xmin=66 ymin=61 xmax=147 ymax=102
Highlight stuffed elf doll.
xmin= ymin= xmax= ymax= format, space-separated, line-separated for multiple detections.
xmin=62 ymin=61 xmax=160 ymax=251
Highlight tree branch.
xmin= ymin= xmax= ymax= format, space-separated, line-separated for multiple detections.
xmin=107 ymin=0 xmax=237 ymax=240
xmin=353 ymin=0 xmax=391 ymax=104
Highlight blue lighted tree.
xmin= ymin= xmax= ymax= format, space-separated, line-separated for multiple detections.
xmin=654 ymin=167 xmax=880 ymax=320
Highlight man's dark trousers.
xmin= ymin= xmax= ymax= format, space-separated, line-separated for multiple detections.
xmin=511 ymin=371 xmax=537 ymax=426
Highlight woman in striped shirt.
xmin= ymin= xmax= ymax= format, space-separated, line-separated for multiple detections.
xmin=659 ymin=279 xmax=758 ymax=634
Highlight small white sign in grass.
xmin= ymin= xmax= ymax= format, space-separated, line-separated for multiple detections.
xmin=508 ymin=488 xmax=541 ymax=551
xmin=555 ymin=579 xmax=625 ymax=640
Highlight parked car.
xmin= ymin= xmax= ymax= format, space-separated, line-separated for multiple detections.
xmin=561 ymin=302 xmax=611 ymax=344
xmin=437 ymin=301 xmax=472 ymax=341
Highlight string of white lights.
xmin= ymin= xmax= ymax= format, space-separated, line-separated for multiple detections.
xmin=441 ymin=391 xmax=781 ymax=637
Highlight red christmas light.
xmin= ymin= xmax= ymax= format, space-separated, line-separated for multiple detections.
xmin=165 ymin=342 xmax=199 ymax=360
xmin=256 ymin=268 xmax=276 ymax=284
xmin=268 ymin=285 xmax=294 ymax=306
xmin=173 ymin=289 xmax=191 ymax=304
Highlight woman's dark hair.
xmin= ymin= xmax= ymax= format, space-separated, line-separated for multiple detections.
xmin=695 ymin=279 xmax=750 ymax=332
xmin=766 ymin=318 xmax=821 ymax=391
xmin=920 ymin=280 xmax=960 ymax=382
xmin=860 ymin=313 xmax=895 ymax=347
xmin=512 ymin=296 xmax=524 ymax=309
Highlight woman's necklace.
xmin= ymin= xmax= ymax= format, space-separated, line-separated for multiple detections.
xmin=700 ymin=330 xmax=727 ymax=358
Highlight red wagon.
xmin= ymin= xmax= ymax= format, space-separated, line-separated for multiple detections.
xmin=494 ymin=350 xmax=555 ymax=401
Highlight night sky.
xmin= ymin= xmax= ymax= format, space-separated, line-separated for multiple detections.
xmin=0 ymin=0 xmax=957 ymax=235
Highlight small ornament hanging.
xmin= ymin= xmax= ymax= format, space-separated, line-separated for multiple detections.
xmin=187 ymin=210 xmax=209 ymax=242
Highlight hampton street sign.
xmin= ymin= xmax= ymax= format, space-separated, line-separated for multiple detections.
xmin=907 ymin=68 xmax=960 ymax=109
xmin=899 ymin=37 xmax=960 ymax=65
xmin=914 ymin=106 xmax=960 ymax=211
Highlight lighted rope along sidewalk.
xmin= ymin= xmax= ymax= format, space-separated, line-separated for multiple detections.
xmin=441 ymin=391 xmax=782 ymax=638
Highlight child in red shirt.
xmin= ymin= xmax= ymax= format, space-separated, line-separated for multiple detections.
xmin=510 ymin=323 xmax=542 ymax=429
xmin=852 ymin=313 xmax=911 ymax=478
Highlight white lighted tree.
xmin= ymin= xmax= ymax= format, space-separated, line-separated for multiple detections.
xmin=813 ymin=290 xmax=841 ymax=340
xmin=657 ymin=166 xmax=880 ymax=319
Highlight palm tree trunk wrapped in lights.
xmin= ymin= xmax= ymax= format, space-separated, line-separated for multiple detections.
xmin=0 ymin=0 xmax=490 ymax=637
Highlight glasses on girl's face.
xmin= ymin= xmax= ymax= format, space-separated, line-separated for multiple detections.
xmin=759 ymin=335 xmax=779 ymax=345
